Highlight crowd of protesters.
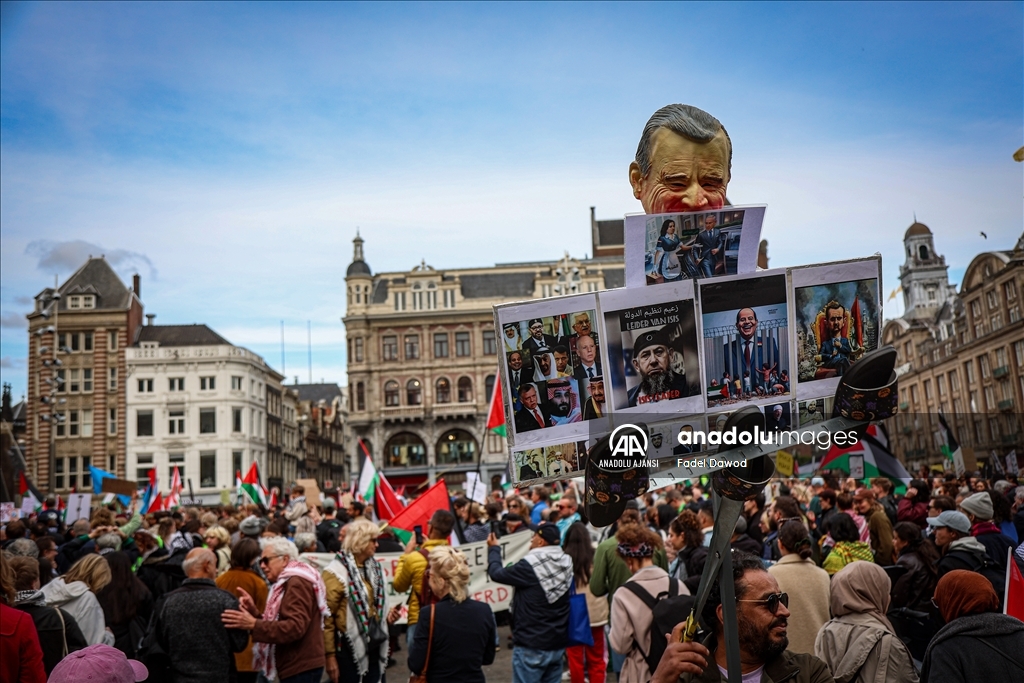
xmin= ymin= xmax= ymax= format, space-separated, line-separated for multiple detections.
xmin=2 ymin=471 xmax=1023 ymax=683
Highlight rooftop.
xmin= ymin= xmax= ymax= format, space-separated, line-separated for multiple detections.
xmin=136 ymin=324 xmax=231 ymax=347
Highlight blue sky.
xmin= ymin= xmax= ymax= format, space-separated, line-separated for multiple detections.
xmin=2 ymin=1 xmax=1021 ymax=401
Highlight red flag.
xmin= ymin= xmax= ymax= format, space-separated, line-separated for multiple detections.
xmin=485 ymin=374 xmax=507 ymax=436
xmin=388 ymin=480 xmax=450 ymax=541
xmin=150 ymin=492 xmax=163 ymax=512
xmin=374 ymin=472 xmax=405 ymax=521
xmin=1006 ymin=549 xmax=1024 ymax=621
xmin=19 ymin=471 xmax=29 ymax=496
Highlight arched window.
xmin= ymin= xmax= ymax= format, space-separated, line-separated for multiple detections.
xmin=485 ymin=374 xmax=496 ymax=401
xmin=435 ymin=378 xmax=451 ymax=404
xmin=385 ymin=432 xmax=426 ymax=467
xmin=355 ymin=382 xmax=365 ymax=411
xmin=407 ymin=379 xmax=422 ymax=405
xmin=384 ymin=381 xmax=399 ymax=407
xmin=918 ymin=245 xmax=929 ymax=260
xmin=436 ymin=429 xmax=477 ymax=465
xmin=457 ymin=376 xmax=473 ymax=403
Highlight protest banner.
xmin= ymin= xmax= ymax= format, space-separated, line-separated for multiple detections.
xmin=300 ymin=531 xmax=533 ymax=623
xmin=101 ymin=477 xmax=137 ymax=496
xmin=0 ymin=502 xmax=16 ymax=523
xmin=295 ymin=478 xmax=322 ymax=505
xmin=66 ymin=493 xmax=92 ymax=524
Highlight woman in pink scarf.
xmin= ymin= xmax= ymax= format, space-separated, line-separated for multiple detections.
xmin=222 ymin=537 xmax=329 ymax=683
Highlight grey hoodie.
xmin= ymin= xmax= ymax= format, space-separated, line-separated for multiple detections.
xmin=40 ymin=577 xmax=113 ymax=646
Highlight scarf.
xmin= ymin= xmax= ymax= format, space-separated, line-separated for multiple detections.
xmin=325 ymin=552 xmax=387 ymax=679
xmin=933 ymin=569 xmax=999 ymax=623
xmin=970 ymin=520 xmax=1001 ymax=537
xmin=523 ymin=545 xmax=573 ymax=604
xmin=829 ymin=560 xmax=894 ymax=631
xmin=252 ymin=560 xmax=330 ymax=680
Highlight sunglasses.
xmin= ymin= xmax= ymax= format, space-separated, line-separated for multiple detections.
xmin=737 ymin=592 xmax=789 ymax=614
xmin=258 ymin=554 xmax=284 ymax=566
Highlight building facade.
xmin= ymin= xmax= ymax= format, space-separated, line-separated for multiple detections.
xmin=125 ymin=324 xmax=275 ymax=503
xmin=24 ymin=258 xmax=144 ymax=492
xmin=343 ymin=213 xmax=624 ymax=492
xmin=883 ymin=224 xmax=1024 ymax=472
xmin=293 ymin=383 xmax=348 ymax=488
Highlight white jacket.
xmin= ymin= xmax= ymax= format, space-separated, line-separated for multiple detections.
xmin=40 ymin=578 xmax=114 ymax=646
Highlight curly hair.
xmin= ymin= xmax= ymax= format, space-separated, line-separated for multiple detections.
xmin=669 ymin=510 xmax=704 ymax=549
xmin=343 ymin=518 xmax=380 ymax=556
xmin=615 ymin=523 xmax=663 ymax=560
xmin=429 ymin=546 xmax=471 ymax=603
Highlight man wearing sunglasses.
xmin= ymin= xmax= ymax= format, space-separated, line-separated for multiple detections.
xmin=652 ymin=552 xmax=834 ymax=683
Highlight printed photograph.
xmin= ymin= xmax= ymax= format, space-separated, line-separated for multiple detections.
xmin=797 ymin=397 xmax=834 ymax=427
xmin=794 ymin=278 xmax=880 ymax=384
xmin=511 ymin=441 xmax=588 ymax=484
xmin=512 ymin=447 xmax=547 ymax=482
xmin=701 ymin=272 xmax=790 ymax=409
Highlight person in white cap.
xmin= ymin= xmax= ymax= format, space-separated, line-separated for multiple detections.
xmin=928 ymin=510 xmax=1004 ymax=603
xmin=48 ymin=643 xmax=148 ymax=683
xmin=959 ymin=491 xmax=1016 ymax=566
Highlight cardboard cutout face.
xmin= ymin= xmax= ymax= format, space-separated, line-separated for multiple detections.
xmin=630 ymin=127 xmax=731 ymax=214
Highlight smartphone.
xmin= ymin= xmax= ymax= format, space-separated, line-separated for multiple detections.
xmin=414 ymin=525 xmax=424 ymax=544
xmin=490 ymin=520 xmax=501 ymax=536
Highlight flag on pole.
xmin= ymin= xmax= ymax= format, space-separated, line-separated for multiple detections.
xmin=240 ymin=462 xmax=267 ymax=507
xmin=268 ymin=488 xmax=279 ymax=508
xmin=819 ymin=428 xmax=911 ymax=487
xmin=938 ymin=413 xmax=965 ymax=476
xmin=357 ymin=441 xmax=379 ymax=502
xmin=166 ymin=466 xmax=183 ymax=509
xmin=386 ymin=480 xmax=451 ymax=545
xmin=18 ymin=471 xmax=42 ymax=511
xmin=1005 ymin=548 xmax=1024 ymax=621
xmin=486 ymin=374 xmax=507 ymax=437
xmin=141 ymin=468 xmax=161 ymax=514
xmin=234 ymin=470 xmax=243 ymax=505
xmin=150 ymin=492 xmax=163 ymax=513
xmin=375 ymin=473 xmax=405 ymax=521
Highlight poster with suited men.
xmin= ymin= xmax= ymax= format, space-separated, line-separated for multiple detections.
xmin=494 ymin=293 xmax=604 ymax=447
xmin=598 ymin=279 xmax=703 ymax=415
xmin=511 ymin=441 xmax=587 ymax=484
xmin=624 ymin=205 xmax=765 ymax=288
xmin=700 ymin=270 xmax=791 ymax=410
xmin=790 ymin=256 xmax=881 ymax=400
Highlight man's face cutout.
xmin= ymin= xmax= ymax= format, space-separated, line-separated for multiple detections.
xmin=521 ymin=386 xmax=539 ymax=411
xmin=537 ymin=354 xmax=551 ymax=375
xmin=827 ymin=307 xmax=845 ymax=336
xmin=633 ymin=344 xmax=672 ymax=378
xmin=550 ymin=386 xmax=572 ymax=416
xmin=504 ymin=326 xmax=517 ymax=339
xmin=529 ymin=322 xmax=545 ymax=340
xmin=577 ymin=336 xmax=597 ymax=365
xmin=704 ymin=214 xmax=717 ymax=231
xmin=554 ymin=351 xmax=569 ymax=373
xmin=737 ymin=308 xmax=758 ymax=341
xmin=590 ymin=381 xmax=605 ymax=404
xmin=573 ymin=315 xmax=592 ymax=336
xmin=509 ymin=352 xmax=523 ymax=371
xmin=630 ymin=127 xmax=731 ymax=214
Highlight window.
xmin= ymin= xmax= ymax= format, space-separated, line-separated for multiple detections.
xmin=68 ymin=456 xmax=78 ymax=489
xmin=56 ymin=369 xmax=66 ymax=393
xmin=487 ymin=432 xmax=504 ymax=453
xmin=69 ymin=295 xmax=80 ymax=309
xmin=136 ymin=454 xmax=153 ymax=487
xmin=108 ymin=408 xmax=117 ymax=435
xmin=109 ymin=331 xmax=117 ymax=350
xmin=970 ymin=390 xmax=979 ymax=412
xmin=200 ymin=376 xmax=216 ymax=390
xmin=83 ymin=332 xmax=92 ymax=351
xmin=81 ymin=409 xmax=93 ymax=437
xmin=199 ymin=408 xmax=216 ymax=434
xmin=200 ymin=452 xmax=216 ymax=488
xmin=137 ymin=411 xmax=154 ymax=437
xmin=138 ymin=378 xmax=153 ymax=393
xmin=1011 ymin=306 xmax=1021 ymax=324
xmin=81 ymin=456 xmax=91 ymax=488
xmin=354 ymin=338 xmax=364 ymax=362
xmin=385 ymin=433 xmax=426 ymax=467
xmin=937 ymin=375 xmax=946 ymax=396
xmin=924 ymin=379 xmax=933 ymax=400
xmin=1015 ymin=340 xmax=1024 ymax=366
xmin=168 ymin=452 xmax=184 ymax=483
xmin=434 ymin=333 xmax=449 ymax=358
xmin=231 ymin=376 xmax=243 ymax=390
xmin=436 ymin=378 xmax=451 ymax=403
xmin=458 ymin=376 xmax=473 ymax=403
xmin=482 ymin=330 xmax=496 ymax=356
xmin=108 ymin=454 xmax=116 ymax=472
xmin=949 ymin=371 xmax=959 ymax=392
xmin=444 ymin=289 xmax=455 ymax=309
xmin=232 ymin=450 xmax=243 ymax=477
xmin=436 ymin=429 xmax=477 ymax=465
xmin=82 ymin=368 xmax=92 ymax=392
xmin=987 ymin=290 xmax=999 ymax=309
xmin=69 ymin=410 xmax=79 ymax=436
xmin=169 ymin=410 xmax=185 ymax=434
xmin=384 ymin=381 xmax=400 ymax=407
xmin=909 ymin=384 xmax=918 ymax=404
xmin=394 ymin=291 xmax=406 ymax=311
xmin=405 ymin=335 xmax=420 ymax=360
xmin=455 ymin=332 xmax=471 ymax=357
xmin=979 ymin=355 xmax=990 ymax=378
xmin=250 ymin=379 xmax=255 ymax=396
xmin=382 ymin=335 xmax=398 ymax=361
xmin=407 ymin=379 xmax=422 ymax=405
xmin=54 ymin=458 xmax=64 ymax=490
xmin=485 ymin=374 xmax=496 ymax=400
xmin=996 ymin=347 xmax=1008 ymax=368
xmin=970 ymin=299 xmax=982 ymax=317
xmin=71 ymin=333 xmax=80 ymax=352
xmin=356 ymin=382 xmax=365 ymax=411
xmin=55 ymin=412 xmax=65 ymax=437
xmin=169 ymin=377 xmax=184 ymax=391
xmin=233 ymin=407 xmax=243 ymax=433
xmin=964 ymin=360 xmax=975 ymax=384
xmin=984 ymin=385 xmax=995 ymax=411
xmin=109 ymin=368 xmax=117 ymax=391
xmin=70 ymin=369 xmax=80 ymax=393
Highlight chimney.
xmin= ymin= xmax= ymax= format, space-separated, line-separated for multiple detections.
xmin=133 ymin=274 xmax=141 ymax=297
xmin=146 ymin=314 xmax=156 ymax=326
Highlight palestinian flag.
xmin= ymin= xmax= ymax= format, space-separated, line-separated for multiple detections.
xmin=486 ymin=374 xmax=507 ymax=437
xmin=706 ymin=382 xmax=728 ymax=400
xmin=18 ymin=471 xmax=42 ymax=511
xmin=938 ymin=413 xmax=961 ymax=462
xmin=166 ymin=466 xmax=183 ymax=509
xmin=268 ymin=488 xmax=279 ymax=508
xmin=386 ymin=479 xmax=451 ymax=545
xmin=234 ymin=470 xmax=244 ymax=505
xmin=240 ymin=462 xmax=267 ymax=507
xmin=819 ymin=426 xmax=911 ymax=487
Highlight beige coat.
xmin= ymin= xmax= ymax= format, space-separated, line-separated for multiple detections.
xmin=580 ymin=576 xmax=609 ymax=628
xmin=768 ymin=554 xmax=831 ymax=654
xmin=815 ymin=612 xmax=918 ymax=683
xmin=609 ymin=565 xmax=688 ymax=683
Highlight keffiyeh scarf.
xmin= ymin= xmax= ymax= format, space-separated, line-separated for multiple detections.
xmin=252 ymin=560 xmax=330 ymax=680
xmin=523 ymin=544 xmax=574 ymax=604
xmin=325 ymin=551 xmax=388 ymax=679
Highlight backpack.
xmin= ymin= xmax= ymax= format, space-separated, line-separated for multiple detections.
xmin=418 ymin=548 xmax=440 ymax=610
xmin=621 ymin=578 xmax=696 ymax=675
xmin=944 ymin=549 xmax=1006 ymax=608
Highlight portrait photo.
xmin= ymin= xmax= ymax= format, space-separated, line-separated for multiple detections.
xmin=700 ymin=271 xmax=790 ymax=409
xmin=797 ymin=397 xmax=834 ymax=427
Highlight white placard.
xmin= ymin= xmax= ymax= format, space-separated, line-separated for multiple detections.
xmin=1006 ymin=450 xmax=1019 ymax=477
xmin=465 ymin=472 xmax=489 ymax=505
xmin=0 ymin=503 xmax=16 ymax=523
xmin=849 ymin=454 xmax=865 ymax=479
xmin=66 ymin=493 xmax=92 ymax=525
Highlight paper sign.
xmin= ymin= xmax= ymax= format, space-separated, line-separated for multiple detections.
xmin=295 ymin=479 xmax=322 ymax=505
xmin=66 ymin=493 xmax=92 ymax=525
xmin=962 ymin=447 xmax=977 ymax=474
xmin=848 ymin=454 xmax=865 ymax=479
xmin=101 ymin=478 xmax=137 ymax=496
xmin=0 ymin=502 xmax=16 ymax=523
xmin=952 ymin=449 xmax=966 ymax=478
xmin=775 ymin=451 xmax=794 ymax=477
xmin=21 ymin=496 xmax=38 ymax=515
xmin=1006 ymin=451 xmax=1019 ymax=477
xmin=465 ymin=472 xmax=489 ymax=505
xmin=220 ymin=489 xmax=231 ymax=505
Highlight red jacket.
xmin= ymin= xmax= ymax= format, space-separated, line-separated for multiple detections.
xmin=897 ymin=498 xmax=928 ymax=529
xmin=1 ymin=603 xmax=47 ymax=683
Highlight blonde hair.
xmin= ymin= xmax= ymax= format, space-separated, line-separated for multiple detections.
xmin=429 ymin=546 xmax=471 ymax=603
xmin=90 ymin=508 xmax=115 ymax=528
xmin=65 ymin=554 xmax=111 ymax=593
xmin=204 ymin=525 xmax=230 ymax=547
xmin=0 ymin=552 xmax=15 ymax=604
xmin=343 ymin=519 xmax=379 ymax=556
xmin=200 ymin=512 xmax=218 ymax=528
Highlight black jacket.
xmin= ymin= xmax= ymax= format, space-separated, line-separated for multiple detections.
xmin=408 ymin=597 xmax=496 ymax=683
xmin=973 ymin=529 xmax=1016 ymax=567
xmin=487 ymin=545 xmax=569 ymax=651
xmin=137 ymin=548 xmax=186 ymax=602
xmin=921 ymin=612 xmax=1024 ymax=682
xmin=14 ymin=595 xmax=88 ymax=675
xmin=891 ymin=549 xmax=936 ymax=612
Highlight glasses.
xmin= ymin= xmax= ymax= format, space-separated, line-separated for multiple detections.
xmin=259 ymin=554 xmax=284 ymax=566
xmin=737 ymin=592 xmax=789 ymax=614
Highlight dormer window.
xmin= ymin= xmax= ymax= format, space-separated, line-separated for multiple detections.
xmin=82 ymin=295 xmax=95 ymax=309
xmin=69 ymin=296 xmax=80 ymax=309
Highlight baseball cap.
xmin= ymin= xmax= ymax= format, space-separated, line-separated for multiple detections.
xmin=811 ymin=477 xmax=825 ymax=487
xmin=49 ymin=644 xmax=147 ymax=683
xmin=322 ymin=497 xmax=337 ymax=511
xmin=535 ymin=522 xmax=561 ymax=545
xmin=927 ymin=510 xmax=971 ymax=535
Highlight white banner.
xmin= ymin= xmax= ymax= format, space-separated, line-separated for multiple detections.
xmin=300 ymin=531 xmax=534 ymax=623
xmin=66 ymin=494 xmax=92 ymax=525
